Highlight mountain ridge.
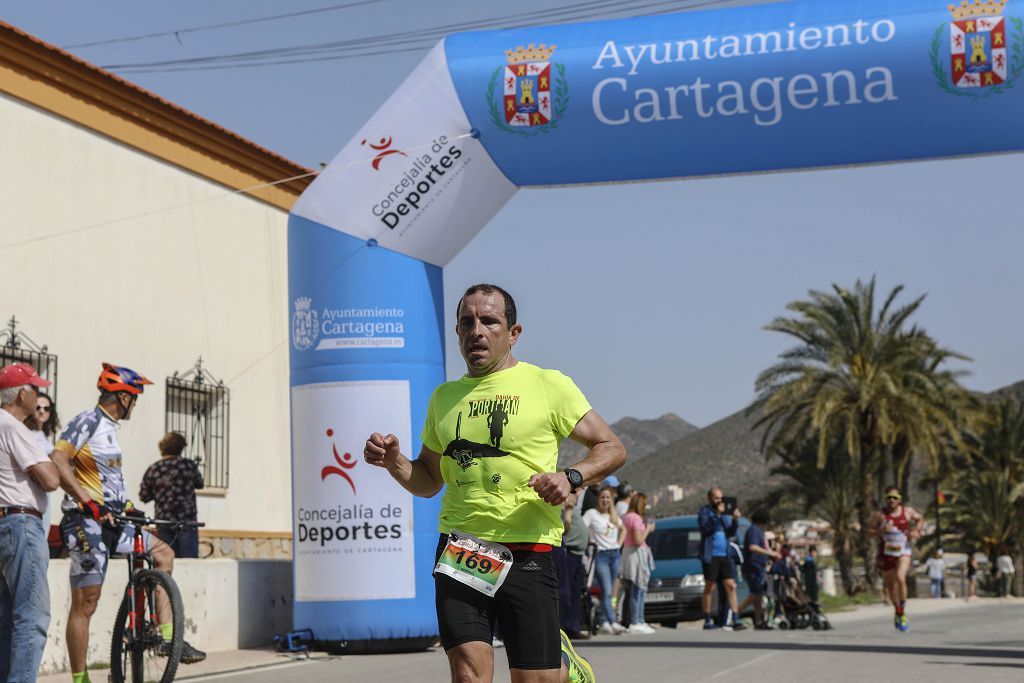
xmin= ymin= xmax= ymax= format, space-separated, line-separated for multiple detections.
xmin=613 ymin=377 xmax=1024 ymax=517
xmin=558 ymin=412 xmax=698 ymax=470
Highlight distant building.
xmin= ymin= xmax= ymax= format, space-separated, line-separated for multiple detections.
xmin=0 ymin=22 xmax=313 ymax=557
xmin=780 ymin=519 xmax=834 ymax=557
xmin=651 ymin=483 xmax=685 ymax=508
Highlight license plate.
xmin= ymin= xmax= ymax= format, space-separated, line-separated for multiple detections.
xmin=646 ymin=591 xmax=674 ymax=603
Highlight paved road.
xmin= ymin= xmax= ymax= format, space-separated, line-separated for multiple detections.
xmin=187 ymin=599 xmax=1023 ymax=683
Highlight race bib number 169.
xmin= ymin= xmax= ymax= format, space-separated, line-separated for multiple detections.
xmin=433 ymin=530 xmax=513 ymax=597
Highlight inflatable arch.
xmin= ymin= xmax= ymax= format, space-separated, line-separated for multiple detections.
xmin=286 ymin=0 xmax=1022 ymax=651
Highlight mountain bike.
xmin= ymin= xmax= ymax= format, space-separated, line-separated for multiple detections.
xmin=107 ymin=513 xmax=204 ymax=683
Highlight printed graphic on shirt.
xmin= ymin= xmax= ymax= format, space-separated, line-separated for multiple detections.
xmin=442 ymin=411 xmax=509 ymax=471
xmin=56 ymin=407 xmax=127 ymax=511
xmin=467 ymin=395 xmax=519 ymax=449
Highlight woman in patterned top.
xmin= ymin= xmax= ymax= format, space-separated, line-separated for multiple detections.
xmin=139 ymin=432 xmax=204 ymax=558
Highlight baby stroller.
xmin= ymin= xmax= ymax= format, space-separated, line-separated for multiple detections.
xmin=773 ymin=573 xmax=832 ymax=630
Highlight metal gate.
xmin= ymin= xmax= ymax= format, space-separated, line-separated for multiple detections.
xmin=165 ymin=358 xmax=229 ymax=489
xmin=0 ymin=316 xmax=59 ymax=406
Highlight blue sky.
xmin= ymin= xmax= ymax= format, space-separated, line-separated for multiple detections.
xmin=6 ymin=0 xmax=1022 ymax=426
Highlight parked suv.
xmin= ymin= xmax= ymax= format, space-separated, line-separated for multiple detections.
xmin=645 ymin=514 xmax=750 ymax=627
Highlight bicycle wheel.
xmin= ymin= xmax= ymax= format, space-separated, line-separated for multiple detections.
xmin=110 ymin=569 xmax=185 ymax=683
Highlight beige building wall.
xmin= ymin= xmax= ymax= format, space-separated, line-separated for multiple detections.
xmin=0 ymin=91 xmax=294 ymax=533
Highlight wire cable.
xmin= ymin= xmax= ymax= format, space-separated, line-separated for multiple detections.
xmin=103 ymin=0 xmax=665 ymax=69
xmin=64 ymin=0 xmax=400 ymax=49
xmin=104 ymin=0 xmax=736 ymax=73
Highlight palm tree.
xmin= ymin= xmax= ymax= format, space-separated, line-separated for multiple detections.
xmin=752 ymin=277 xmax=974 ymax=586
xmin=946 ymin=397 xmax=1024 ymax=595
xmin=769 ymin=437 xmax=861 ymax=593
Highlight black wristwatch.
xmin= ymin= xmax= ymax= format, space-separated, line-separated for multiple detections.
xmin=563 ymin=468 xmax=584 ymax=493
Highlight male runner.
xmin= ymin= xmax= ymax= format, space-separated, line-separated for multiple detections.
xmin=365 ymin=284 xmax=626 ymax=683
xmin=52 ymin=364 xmax=205 ymax=683
xmin=867 ymin=486 xmax=923 ymax=632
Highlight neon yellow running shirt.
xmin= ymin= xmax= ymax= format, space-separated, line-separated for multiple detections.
xmin=421 ymin=362 xmax=592 ymax=545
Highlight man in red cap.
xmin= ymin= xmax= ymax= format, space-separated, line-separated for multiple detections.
xmin=0 ymin=363 xmax=60 ymax=683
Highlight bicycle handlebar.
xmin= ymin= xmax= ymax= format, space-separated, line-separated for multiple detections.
xmin=110 ymin=513 xmax=206 ymax=530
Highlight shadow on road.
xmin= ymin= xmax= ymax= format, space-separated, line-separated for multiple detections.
xmin=925 ymin=661 xmax=1024 ymax=670
xmin=576 ymin=640 xmax=1024 ymax=660
xmin=960 ymin=640 xmax=1024 ymax=648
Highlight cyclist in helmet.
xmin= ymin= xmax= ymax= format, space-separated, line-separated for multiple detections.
xmin=52 ymin=364 xmax=205 ymax=683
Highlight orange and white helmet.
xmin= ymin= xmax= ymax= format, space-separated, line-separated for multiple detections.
xmin=97 ymin=363 xmax=153 ymax=395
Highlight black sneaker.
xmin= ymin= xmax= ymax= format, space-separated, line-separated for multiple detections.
xmin=180 ymin=640 xmax=207 ymax=664
xmin=731 ymin=621 xmax=748 ymax=631
xmin=754 ymin=622 xmax=774 ymax=630
xmin=156 ymin=640 xmax=207 ymax=663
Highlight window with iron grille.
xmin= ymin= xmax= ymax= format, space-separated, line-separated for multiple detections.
xmin=165 ymin=358 xmax=229 ymax=489
xmin=1 ymin=317 xmax=58 ymax=443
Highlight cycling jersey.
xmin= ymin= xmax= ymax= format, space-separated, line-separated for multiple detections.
xmin=421 ymin=362 xmax=591 ymax=545
xmin=55 ymin=406 xmax=127 ymax=513
xmin=879 ymin=507 xmax=911 ymax=558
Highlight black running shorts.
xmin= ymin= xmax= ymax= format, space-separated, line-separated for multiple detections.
xmin=434 ymin=535 xmax=560 ymax=670
xmin=702 ymin=556 xmax=735 ymax=582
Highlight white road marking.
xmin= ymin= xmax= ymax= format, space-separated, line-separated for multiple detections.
xmin=708 ymin=650 xmax=780 ymax=679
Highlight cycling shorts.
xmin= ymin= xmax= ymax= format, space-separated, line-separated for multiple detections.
xmin=60 ymin=512 xmax=155 ymax=589
xmin=433 ymin=535 xmax=560 ymax=670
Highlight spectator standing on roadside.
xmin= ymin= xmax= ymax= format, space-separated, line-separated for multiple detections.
xmin=964 ymin=550 xmax=978 ymax=601
xmin=139 ymin=432 xmax=205 ymax=558
xmin=614 ymin=481 xmax=633 ymax=518
xmin=581 ymin=474 xmax=617 ymax=516
xmin=719 ymin=538 xmax=746 ymax=629
xmin=926 ymin=549 xmax=946 ymax=598
xmin=995 ymin=550 xmax=1015 ymax=597
xmin=0 ymin=363 xmax=61 ymax=683
xmin=612 ymin=481 xmax=634 ymax=624
xmin=554 ymin=489 xmax=589 ymax=639
xmin=698 ymin=487 xmax=742 ymax=630
xmin=23 ymin=391 xmax=60 ymax=533
xmin=802 ymin=545 xmax=821 ymax=604
xmin=583 ymin=485 xmax=625 ymax=634
xmin=620 ymin=492 xmax=655 ymax=634
xmin=737 ymin=509 xmax=780 ymax=629
xmin=23 ymin=391 xmax=59 ymax=451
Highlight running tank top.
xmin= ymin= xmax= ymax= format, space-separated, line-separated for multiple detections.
xmin=880 ymin=507 xmax=911 ymax=557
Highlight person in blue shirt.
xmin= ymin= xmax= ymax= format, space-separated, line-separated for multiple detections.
xmin=736 ymin=509 xmax=781 ymax=629
xmin=802 ymin=545 xmax=821 ymax=604
xmin=698 ymin=487 xmax=741 ymax=630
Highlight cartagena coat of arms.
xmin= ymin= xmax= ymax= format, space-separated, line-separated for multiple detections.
xmin=931 ymin=0 xmax=1023 ymax=96
xmin=292 ymin=297 xmax=319 ymax=351
xmin=488 ymin=43 xmax=569 ymax=136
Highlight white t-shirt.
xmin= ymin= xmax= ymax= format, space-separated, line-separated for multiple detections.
xmin=996 ymin=555 xmax=1015 ymax=575
xmin=31 ymin=430 xmax=51 ymax=455
xmin=926 ymin=557 xmax=945 ymax=580
xmin=30 ymin=431 xmax=55 ymax=529
xmin=583 ymin=508 xmax=621 ymax=551
xmin=0 ymin=409 xmax=49 ymax=512
xmin=615 ymin=500 xmax=629 ymax=518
